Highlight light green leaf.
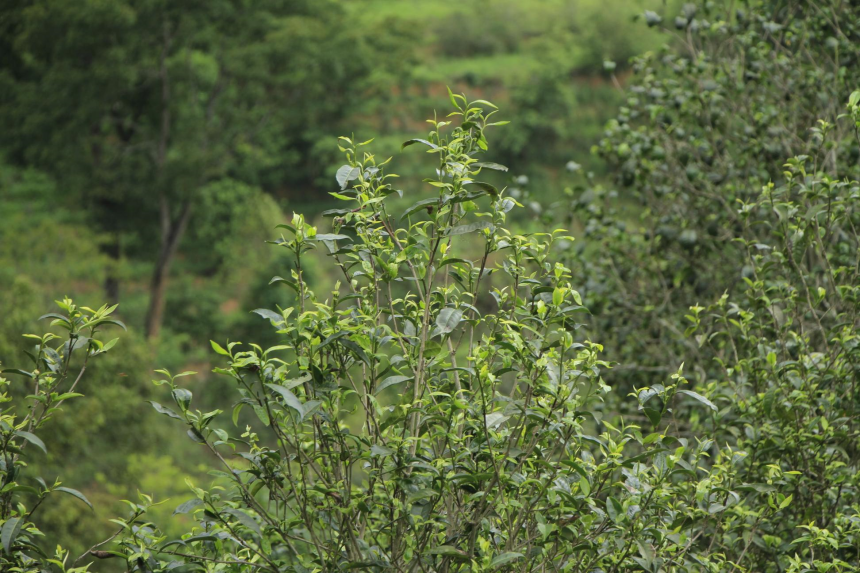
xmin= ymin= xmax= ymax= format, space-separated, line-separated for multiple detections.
xmin=435 ymin=308 xmax=463 ymax=335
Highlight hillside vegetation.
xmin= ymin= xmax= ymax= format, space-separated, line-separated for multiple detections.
xmin=2 ymin=1 xmax=860 ymax=572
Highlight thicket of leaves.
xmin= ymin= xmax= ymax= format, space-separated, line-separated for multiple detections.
xmin=4 ymin=2 xmax=860 ymax=573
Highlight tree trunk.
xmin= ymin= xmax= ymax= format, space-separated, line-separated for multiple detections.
xmin=144 ymin=201 xmax=191 ymax=339
xmin=103 ymin=234 xmax=120 ymax=305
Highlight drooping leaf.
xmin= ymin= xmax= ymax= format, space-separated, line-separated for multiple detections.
xmin=490 ymin=552 xmax=524 ymax=569
xmin=15 ymin=431 xmax=46 ymax=454
xmin=149 ymin=401 xmax=183 ymax=420
xmin=444 ymin=221 xmax=493 ymax=236
xmin=252 ymin=309 xmax=283 ymax=324
xmin=401 ymin=198 xmax=439 ymax=220
xmin=55 ymin=487 xmax=93 ymax=511
xmin=224 ymin=508 xmax=261 ymax=535
xmin=173 ymin=499 xmax=204 ymax=515
xmin=267 ymin=384 xmax=304 ymax=418
xmin=375 ymin=375 xmax=412 ymax=394
xmin=677 ymin=389 xmax=717 ymax=411
xmin=426 ymin=545 xmax=469 ymax=561
xmin=474 ymin=162 xmax=508 ymax=172
xmin=401 ymin=138 xmax=438 ymax=151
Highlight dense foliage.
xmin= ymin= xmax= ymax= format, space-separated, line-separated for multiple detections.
xmin=3 ymin=1 xmax=860 ymax=572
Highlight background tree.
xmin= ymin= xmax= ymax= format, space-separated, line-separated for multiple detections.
xmin=0 ymin=0 xmax=372 ymax=338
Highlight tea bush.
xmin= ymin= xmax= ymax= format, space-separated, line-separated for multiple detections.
xmin=94 ymin=98 xmax=755 ymax=572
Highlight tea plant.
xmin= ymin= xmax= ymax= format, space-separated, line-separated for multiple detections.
xmin=99 ymin=98 xmax=744 ymax=572
xmin=0 ymin=300 xmax=125 ymax=572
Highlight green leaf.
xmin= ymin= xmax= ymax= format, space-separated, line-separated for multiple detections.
xmin=607 ymin=496 xmax=623 ymax=523
xmin=336 ymin=165 xmax=360 ymax=189
xmin=474 ymin=162 xmax=508 ymax=172
xmin=172 ymin=389 xmax=192 ymax=412
xmin=435 ymin=308 xmax=463 ymax=335
xmin=252 ymin=309 xmax=283 ymax=324
xmin=210 ymin=340 xmax=229 ymax=356
xmin=471 ymin=99 xmax=498 ymax=109
xmin=677 ymin=389 xmax=717 ymax=411
xmin=173 ymin=499 xmax=203 ymax=515
xmin=149 ymin=401 xmax=183 ymax=420
xmin=466 ymin=181 xmax=499 ymax=196
xmin=401 ymin=198 xmax=438 ymax=220
xmin=375 ymin=375 xmax=412 ymax=394
xmin=2 ymin=517 xmax=22 ymax=554
xmin=490 ymin=552 xmax=524 ymax=569
xmin=578 ymin=476 xmax=591 ymax=497
xmin=267 ymin=384 xmax=304 ymax=418
xmin=371 ymin=444 xmax=394 ymax=457
xmin=15 ymin=431 xmax=46 ymax=454
xmin=444 ymin=221 xmax=492 ymax=236
xmin=426 ymin=545 xmax=469 ymax=561
xmin=55 ymin=487 xmax=93 ymax=511
xmin=1 ymin=368 xmax=34 ymax=378
xmin=253 ymin=404 xmax=270 ymax=426
xmin=312 ymin=234 xmax=351 ymax=242
xmin=644 ymin=407 xmax=662 ymax=427
xmin=401 ymin=138 xmax=438 ymax=151
xmin=224 ymin=508 xmax=261 ymax=535
xmin=269 ymin=276 xmax=299 ymax=293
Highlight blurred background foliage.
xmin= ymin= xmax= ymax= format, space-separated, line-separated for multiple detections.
xmin=0 ymin=0 xmax=671 ymax=565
